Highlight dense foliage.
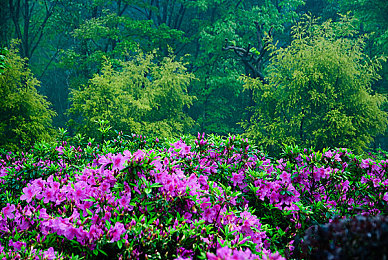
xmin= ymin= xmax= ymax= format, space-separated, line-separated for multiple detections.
xmin=0 ymin=47 xmax=6 ymax=75
xmin=1 ymin=131 xmax=388 ymax=259
xmin=68 ymin=50 xmax=195 ymax=139
xmin=0 ymin=44 xmax=55 ymax=151
xmin=242 ymin=15 xmax=387 ymax=154
xmin=1 ymin=0 xmax=388 ymax=151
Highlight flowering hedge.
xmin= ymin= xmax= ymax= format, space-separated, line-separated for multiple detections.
xmin=1 ymin=132 xmax=388 ymax=259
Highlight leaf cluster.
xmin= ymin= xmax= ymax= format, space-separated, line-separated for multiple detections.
xmin=0 ymin=43 xmax=56 ymax=151
xmin=242 ymin=14 xmax=388 ymax=154
xmin=68 ymin=50 xmax=196 ymax=139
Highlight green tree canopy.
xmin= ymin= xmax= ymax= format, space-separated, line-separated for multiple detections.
xmin=340 ymin=0 xmax=388 ymax=52
xmin=68 ymin=50 xmax=195 ymax=139
xmin=0 ymin=44 xmax=56 ymax=150
xmin=242 ymin=14 xmax=388 ymax=154
xmin=189 ymin=0 xmax=305 ymax=135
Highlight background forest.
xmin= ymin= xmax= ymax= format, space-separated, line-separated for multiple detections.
xmin=1 ymin=0 xmax=388 ymax=155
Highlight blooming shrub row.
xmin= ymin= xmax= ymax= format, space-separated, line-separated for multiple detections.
xmin=1 ymin=131 xmax=388 ymax=259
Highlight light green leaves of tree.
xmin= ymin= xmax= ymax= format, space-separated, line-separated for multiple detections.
xmin=0 ymin=43 xmax=56 ymax=150
xmin=68 ymin=50 xmax=195 ymax=139
xmin=242 ymin=14 xmax=387 ymax=154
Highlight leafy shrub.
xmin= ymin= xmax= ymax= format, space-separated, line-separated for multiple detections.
xmin=1 ymin=130 xmax=388 ymax=259
xmin=0 ymin=42 xmax=55 ymax=151
xmin=242 ymin=14 xmax=388 ymax=154
xmin=68 ymin=50 xmax=195 ymax=140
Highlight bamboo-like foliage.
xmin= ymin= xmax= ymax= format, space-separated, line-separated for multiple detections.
xmin=0 ymin=43 xmax=56 ymax=150
xmin=68 ymin=50 xmax=196 ymax=139
xmin=242 ymin=14 xmax=388 ymax=154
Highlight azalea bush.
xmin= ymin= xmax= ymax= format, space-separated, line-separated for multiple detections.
xmin=1 ymin=129 xmax=388 ymax=259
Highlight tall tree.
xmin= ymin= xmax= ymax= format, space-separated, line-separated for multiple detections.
xmin=7 ymin=0 xmax=60 ymax=60
xmin=339 ymin=0 xmax=388 ymax=148
xmin=61 ymin=0 xmax=193 ymax=93
xmin=340 ymin=0 xmax=388 ymax=52
xmin=0 ymin=0 xmax=12 ymax=47
xmin=189 ymin=0 xmax=305 ymax=135
xmin=242 ymin=15 xmax=387 ymax=154
xmin=68 ymin=50 xmax=195 ymax=139
xmin=0 ymin=43 xmax=55 ymax=150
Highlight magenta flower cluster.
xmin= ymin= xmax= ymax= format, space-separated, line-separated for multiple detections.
xmin=0 ymin=133 xmax=387 ymax=259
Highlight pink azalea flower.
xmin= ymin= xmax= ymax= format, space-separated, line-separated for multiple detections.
xmin=203 ymin=208 xmax=216 ymax=223
xmin=99 ymin=182 xmax=110 ymax=193
xmin=49 ymin=217 xmax=70 ymax=233
xmin=55 ymin=146 xmax=64 ymax=155
xmin=169 ymin=140 xmax=191 ymax=156
xmin=133 ymin=150 xmax=145 ymax=163
xmin=360 ymin=159 xmax=372 ymax=169
xmin=21 ymin=204 xmax=34 ymax=217
xmin=117 ymin=194 xmax=132 ymax=211
xmin=38 ymin=208 xmax=50 ymax=220
xmin=373 ymin=178 xmax=381 ymax=187
xmin=262 ymin=248 xmax=286 ymax=260
xmin=200 ymin=201 xmax=212 ymax=211
xmin=123 ymin=150 xmax=132 ymax=158
xmin=2 ymin=203 xmax=15 ymax=219
xmin=270 ymin=191 xmax=280 ymax=204
xmin=43 ymin=247 xmax=57 ymax=260
xmin=51 ymin=181 xmax=60 ymax=190
xmin=0 ymin=168 xmax=8 ymax=178
xmin=42 ymin=188 xmax=57 ymax=204
xmin=9 ymin=240 xmax=26 ymax=251
xmin=231 ymin=172 xmax=244 ymax=186
xmin=75 ymin=227 xmax=88 ymax=244
xmin=206 ymin=246 xmax=263 ymax=260
xmin=280 ymin=171 xmax=291 ymax=182
xmin=72 ymin=181 xmax=89 ymax=202
xmin=20 ymin=184 xmax=41 ymax=203
xmin=312 ymin=168 xmax=325 ymax=182
xmin=198 ymin=175 xmax=209 ymax=190
xmin=383 ymin=192 xmax=388 ymax=202
xmin=216 ymin=247 xmax=232 ymax=259
xmin=360 ymin=176 xmax=369 ymax=184
xmin=17 ymin=218 xmax=31 ymax=231
xmin=233 ymin=248 xmax=256 ymax=260
xmin=55 ymin=192 xmax=66 ymax=205
xmin=88 ymin=224 xmax=104 ymax=242
xmin=324 ymin=150 xmax=333 ymax=158
xmin=109 ymin=222 xmax=126 ymax=242
xmin=334 ymin=153 xmax=341 ymax=162
xmin=64 ymin=226 xmax=78 ymax=240
xmin=98 ymin=154 xmax=112 ymax=169
xmin=34 ymin=178 xmax=46 ymax=189
xmin=206 ymin=252 xmax=219 ymax=260
xmin=112 ymin=153 xmax=125 ymax=171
